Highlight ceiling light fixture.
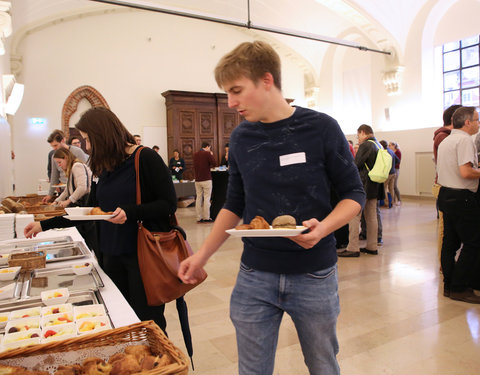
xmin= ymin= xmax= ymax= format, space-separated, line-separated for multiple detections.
xmin=89 ymin=0 xmax=391 ymax=55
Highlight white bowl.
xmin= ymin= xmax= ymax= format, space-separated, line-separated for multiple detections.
xmin=74 ymin=304 xmax=106 ymax=320
xmin=2 ymin=329 xmax=41 ymax=349
xmin=41 ymin=303 xmax=73 ymax=316
xmin=42 ymin=312 xmax=74 ymax=327
xmin=41 ymin=322 xmax=76 ymax=343
xmin=0 ymin=266 xmax=21 ymax=281
xmin=5 ymin=317 xmax=41 ymax=333
xmin=76 ymin=316 xmax=111 ymax=335
xmin=71 ymin=262 xmax=93 ymax=275
xmin=64 ymin=207 xmax=93 ymax=216
xmin=0 ymin=312 xmax=10 ymax=328
xmin=10 ymin=306 xmax=41 ymax=320
xmin=41 ymin=288 xmax=69 ymax=306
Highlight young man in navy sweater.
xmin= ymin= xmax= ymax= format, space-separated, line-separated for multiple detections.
xmin=179 ymin=41 xmax=365 ymax=375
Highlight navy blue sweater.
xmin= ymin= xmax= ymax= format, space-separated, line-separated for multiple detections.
xmin=225 ymin=106 xmax=365 ymax=274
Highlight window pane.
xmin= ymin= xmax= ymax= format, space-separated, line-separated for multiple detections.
xmin=461 ymin=88 xmax=479 ymax=107
xmin=461 ymin=35 xmax=479 ymax=48
xmin=444 ymin=41 xmax=459 ymax=52
xmin=444 ymin=50 xmax=460 ymax=71
xmin=444 ymin=71 xmax=460 ymax=91
xmin=462 ymin=66 xmax=480 ymax=88
xmin=444 ymin=91 xmax=461 ymax=108
xmin=462 ymin=46 xmax=479 ymax=67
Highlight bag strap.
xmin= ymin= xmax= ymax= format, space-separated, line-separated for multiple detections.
xmin=134 ymin=146 xmax=182 ymax=234
xmin=364 ymin=140 xmax=380 ymax=172
xmin=134 ymin=146 xmax=145 ymax=206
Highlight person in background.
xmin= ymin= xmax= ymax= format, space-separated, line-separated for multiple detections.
xmin=152 ymin=145 xmax=160 ymax=153
xmin=220 ymin=143 xmax=229 ymax=167
xmin=52 ymin=148 xmax=92 ymax=208
xmin=437 ymin=106 xmax=480 ymax=304
xmin=432 ymin=104 xmax=462 ymax=264
xmin=380 ymin=140 xmax=399 ymax=208
xmin=169 ymin=149 xmax=185 ymax=180
xmin=133 ymin=134 xmax=142 ymax=145
xmin=43 ymin=129 xmax=88 ymax=203
xmin=178 ymin=40 xmax=364 ymax=375
xmin=389 ymin=141 xmax=402 ymax=205
xmin=24 ymin=107 xmax=177 ymax=331
xmin=68 ymin=136 xmax=82 ymax=148
xmin=339 ymin=124 xmax=381 ymax=258
xmin=348 ymin=140 xmax=355 ymax=157
xmin=193 ymin=142 xmax=216 ymax=223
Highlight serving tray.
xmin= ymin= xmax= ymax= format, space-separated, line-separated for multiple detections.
xmin=22 ymin=266 xmax=104 ymax=298
xmin=0 ymin=290 xmax=113 ymax=334
xmin=0 ymin=238 xmax=90 ymax=267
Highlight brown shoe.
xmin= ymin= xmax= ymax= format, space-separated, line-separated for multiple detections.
xmin=449 ymin=288 xmax=480 ymax=304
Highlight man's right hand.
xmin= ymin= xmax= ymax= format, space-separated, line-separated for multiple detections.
xmin=178 ymin=252 xmax=208 ymax=284
xmin=41 ymin=195 xmax=53 ymax=204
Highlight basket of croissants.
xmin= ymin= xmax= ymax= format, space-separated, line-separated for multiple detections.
xmin=0 ymin=320 xmax=189 ymax=375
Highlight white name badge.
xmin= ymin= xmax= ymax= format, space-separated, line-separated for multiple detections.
xmin=279 ymin=152 xmax=306 ymax=167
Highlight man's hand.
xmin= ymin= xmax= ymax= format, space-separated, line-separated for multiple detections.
xmin=24 ymin=222 xmax=42 ymax=238
xmin=41 ymin=195 xmax=53 ymax=204
xmin=178 ymin=251 xmax=208 ymax=284
xmin=290 ymin=218 xmax=328 ymax=249
xmin=107 ymin=207 xmax=127 ymax=224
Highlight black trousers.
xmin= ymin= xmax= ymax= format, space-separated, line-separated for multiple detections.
xmin=102 ymin=251 xmax=166 ymax=332
xmin=438 ymin=187 xmax=480 ymax=292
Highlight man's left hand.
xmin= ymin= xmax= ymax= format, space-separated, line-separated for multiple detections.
xmin=290 ymin=218 xmax=327 ymax=249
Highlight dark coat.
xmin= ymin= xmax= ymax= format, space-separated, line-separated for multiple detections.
xmin=354 ymin=137 xmax=382 ymax=200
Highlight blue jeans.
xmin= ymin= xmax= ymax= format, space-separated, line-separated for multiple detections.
xmin=230 ymin=263 xmax=340 ymax=375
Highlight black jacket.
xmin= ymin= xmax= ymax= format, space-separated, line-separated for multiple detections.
xmin=354 ymin=137 xmax=382 ymax=200
xmin=41 ymin=147 xmax=177 ymax=239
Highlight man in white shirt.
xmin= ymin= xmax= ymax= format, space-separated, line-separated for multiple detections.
xmin=437 ymin=106 xmax=480 ymax=303
xmin=42 ymin=130 xmax=89 ymax=204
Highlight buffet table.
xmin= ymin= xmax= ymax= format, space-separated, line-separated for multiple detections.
xmin=1 ymin=227 xmax=139 ymax=329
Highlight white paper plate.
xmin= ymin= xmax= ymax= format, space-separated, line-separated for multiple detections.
xmin=226 ymin=226 xmax=307 ymax=237
xmin=65 ymin=215 xmax=114 ymax=221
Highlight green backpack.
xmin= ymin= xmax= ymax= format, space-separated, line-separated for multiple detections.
xmin=365 ymin=140 xmax=392 ymax=183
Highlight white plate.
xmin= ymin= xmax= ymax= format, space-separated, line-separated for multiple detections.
xmin=65 ymin=215 xmax=114 ymax=221
xmin=226 ymin=226 xmax=308 ymax=237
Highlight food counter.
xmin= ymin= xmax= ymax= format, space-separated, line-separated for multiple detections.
xmin=0 ymin=227 xmax=139 ymax=329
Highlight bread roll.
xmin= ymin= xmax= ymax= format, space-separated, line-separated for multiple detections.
xmin=272 ymin=215 xmax=296 ymax=229
xmin=235 ymin=224 xmax=252 ymax=230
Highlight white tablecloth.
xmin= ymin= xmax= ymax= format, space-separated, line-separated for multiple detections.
xmin=21 ymin=227 xmax=140 ymax=328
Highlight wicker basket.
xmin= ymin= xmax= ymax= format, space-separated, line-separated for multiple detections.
xmin=0 ymin=320 xmax=189 ymax=375
xmin=6 ymin=194 xmax=46 ymax=206
xmin=7 ymin=251 xmax=46 ymax=270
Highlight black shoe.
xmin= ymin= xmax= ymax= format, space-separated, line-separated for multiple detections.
xmin=443 ymin=288 xmax=450 ymax=297
xmin=360 ymin=248 xmax=378 ymax=255
xmin=203 ymin=218 xmax=214 ymax=223
xmin=337 ymin=250 xmax=360 ymax=258
xmin=449 ymin=288 xmax=480 ymax=304
xmin=359 ymin=234 xmax=366 ymax=240
xmin=377 ymin=238 xmax=383 ymax=246
xmin=196 ymin=219 xmax=204 ymax=223
xmin=336 ymin=243 xmax=348 ymax=249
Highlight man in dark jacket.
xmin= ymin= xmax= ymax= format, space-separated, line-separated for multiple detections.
xmin=339 ymin=124 xmax=381 ymax=257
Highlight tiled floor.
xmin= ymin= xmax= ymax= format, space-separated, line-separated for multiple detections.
xmin=164 ymin=199 xmax=480 ymax=374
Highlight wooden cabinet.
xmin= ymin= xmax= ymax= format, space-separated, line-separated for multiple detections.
xmin=162 ymin=90 xmax=242 ymax=180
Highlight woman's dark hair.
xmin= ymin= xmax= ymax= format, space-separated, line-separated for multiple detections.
xmin=75 ymin=107 xmax=135 ymax=176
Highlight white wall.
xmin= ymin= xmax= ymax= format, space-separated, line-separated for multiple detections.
xmin=0 ymin=52 xmax=13 ymax=199
xmin=11 ymin=10 xmax=305 ymax=195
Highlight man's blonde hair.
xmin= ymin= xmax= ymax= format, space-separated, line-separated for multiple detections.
xmin=214 ymin=41 xmax=282 ymax=90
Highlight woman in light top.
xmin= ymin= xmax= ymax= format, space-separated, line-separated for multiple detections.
xmin=52 ymin=148 xmax=92 ymax=208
